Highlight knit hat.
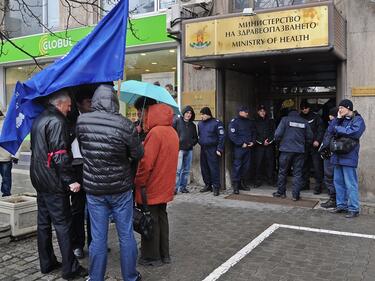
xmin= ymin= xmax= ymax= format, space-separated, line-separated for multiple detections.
xmin=328 ymin=107 xmax=338 ymax=117
xmin=237 ymin=105 xmax=249 ymax=113
xmin=338 ymin=99 xmax=353 ymax=111
xmin=200 ymin=107 xmax=212 ymax=116
xmin=300 ymin=100 xmax=310 ymax=109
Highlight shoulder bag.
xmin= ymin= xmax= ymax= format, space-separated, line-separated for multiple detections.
xmin=133 ymin=186 xmax=153 ymax=240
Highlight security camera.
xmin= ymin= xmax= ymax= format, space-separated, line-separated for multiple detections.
xmin=243 ymin=7 xmax=256 ymax=16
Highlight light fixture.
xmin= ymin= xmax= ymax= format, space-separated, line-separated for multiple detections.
xmin=151 ymin=62 xmax=158 ymax=65
xmin=172 ymin=67 xmax=176 ymax=70
xmin=263 ymin=60 xmax=267 ymax=64
xmin=298 ymin=58 xmax=303 ymax=62
xmin=169 ymin=49 xmax=175 ymax=53
xmin=17 ymin=67 xmax=23 ymax=70
xmin=145 ymin=69 xmax=150 ymax=72
xmin=141 ymin=53 xmax=146 ymax=56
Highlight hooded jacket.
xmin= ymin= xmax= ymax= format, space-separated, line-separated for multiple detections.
xmin=328 ymin=111 xmax=366 ymax=168
xmin=76 ymin=85 xmax=143 ymax=195
xmin=30 ymin=105 xmax=76 ymax=194
xmin=135 ymin=104 xmax=179 ymax=205
xmin=173 ymin=106 xmax=198 ymax=151
xmin=275 ymin=111 xmax=313 ymax=153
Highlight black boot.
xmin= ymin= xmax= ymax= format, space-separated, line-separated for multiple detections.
xmin=213 ymin=187 xmax=220 ymax=196
xmin=313 ymin=185 xmax=322 ymax=195
xmin=200 ymin=185 xmax=212 ymax=193
xmin=233 ymin=182 xmax=240 ymax=195
xmin=320 ymin=196 xmax=336 ymax=208
xmin=240 ymin=180 xmax=250 ymax=191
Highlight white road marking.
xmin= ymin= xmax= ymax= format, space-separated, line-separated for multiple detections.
xmin=202 ymin=223 xmax=375 ymax=281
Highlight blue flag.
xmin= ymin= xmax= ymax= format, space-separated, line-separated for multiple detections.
xmin=0 ymin=0 xmax=129 ymax=154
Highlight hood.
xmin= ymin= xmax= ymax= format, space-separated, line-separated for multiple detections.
xmin=145 ymin=104 xmax=174 ymax=130
xmin=288 ymin=110 xmax=299 ymax=117
xmin=91 ymin=84 xmax=119 ymax=113
xmin=182 ymin=105 xmax=195 ymax=121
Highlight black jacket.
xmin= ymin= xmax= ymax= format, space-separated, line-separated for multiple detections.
xmin=30 ymin=106 xmax=77 ymax=194
xmin=275 ymin=111 xmax=313 ymax=153
xmin=300 ymin=111 xmax=324 ymax=144
xmin=173 ymin=106 xmax=198 ymax=151
xmin=254 ymin=115 xmax=275 ymax=145
xmin=76 ymin=85 xmax=143 ymax=195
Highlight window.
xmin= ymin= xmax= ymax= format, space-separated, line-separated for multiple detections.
xmin=254 ymin=0 xmax=322 ymax=10
xmin=47 ymin=0 xmax=60 ymax=30
xmin=159 ymin=0 xmax=177 ymax=10
xmin=130 ymin=0 xmax=155 ymax=14
xmin=4 ymin=0 xmax=43 ymax=38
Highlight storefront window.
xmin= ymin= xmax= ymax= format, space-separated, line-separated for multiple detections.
xmin=124 ymin=48 xmax=177 ymax=120
xmin=5 ymin=64 xmax=49 ymax=108
xmin=233 ymin=0 xmax=325 ymax=12
xmin=4 ymin=0 xmax=43 ymax=38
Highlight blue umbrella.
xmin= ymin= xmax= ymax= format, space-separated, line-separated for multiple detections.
xmin=115 ymin=80 xmax=180 ymax=114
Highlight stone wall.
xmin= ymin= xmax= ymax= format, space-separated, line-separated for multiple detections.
xmin=334 ymin=0 xmax=375 ymax=202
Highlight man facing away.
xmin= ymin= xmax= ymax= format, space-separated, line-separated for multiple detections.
xmin=173 ymin=105 xmax=198 ymax=194
xmin=329 ymin=99 xmax=366 ymax=218
xmin=30 ymin=91 xmax=87 ymax=280
xmin=273 ymin=109 xmax=313 ymax=201
xmin=198 ymin=107 xmax=225 ymax=196
xmin=76 ymin=85 xmax=143 ymax=281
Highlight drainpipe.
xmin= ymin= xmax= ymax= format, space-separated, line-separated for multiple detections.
xmin=177 ymin=43 xmax=182 ymax=112
xmin=42 ymin=0 xmax=48 ymax=32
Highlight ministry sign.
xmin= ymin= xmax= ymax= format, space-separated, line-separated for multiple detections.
xmin=185 ymin=6 xmax=329 ymax=57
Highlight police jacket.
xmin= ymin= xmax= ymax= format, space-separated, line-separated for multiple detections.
xmin=76 ymin=85 xmax=144 ymax=195
xmin=30 ymin=105 xmax=77 ymax=194
xmin=275 ymin=111 xmax=313 ymax=153
xmin=254 ymin=115 xmax=275 ymax=145
xmin=228 ymin=116 xmax=256 ymax=147
xmin=300 ymin=111 xmax=324 ymax=144
xmin=328 ymin=111 xmax=366 ymax=168
xmin=198 ymin=117 xmax=225 ymax=152
xmin=173 ymin=106 xmax=198 ymax=151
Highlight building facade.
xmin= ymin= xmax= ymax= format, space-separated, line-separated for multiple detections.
xmin=180 ymin=0 xmax=375 ymax=203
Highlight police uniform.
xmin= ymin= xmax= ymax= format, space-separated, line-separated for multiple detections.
xmin=273 ymin=111 xmax=313 ymax=200
xmin=198 ymin=116 xmax=225 ymax=194
xmin=300 ymin=110 xmax=325 ymax=193
xmin=228 ymin=113 xmax=256 ymax=193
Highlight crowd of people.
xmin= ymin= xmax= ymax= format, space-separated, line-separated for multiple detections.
xmin=174 ymin=99 xmax=366 ymax=220
xmin=0 ymin=80 xmax=365 ymax=281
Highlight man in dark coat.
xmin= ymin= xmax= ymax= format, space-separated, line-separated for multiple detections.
xmin=329 ymin=99 xmax=366 ymax=218
xmin=76 ymin=85 xmax=143 ymax=280
xmin=198 ymin=107 xmax=225 ymax=196
xmin=30 ymin=91 xmax=87 ymax=280
xmin=273 ymin=109 xmax=313 ymax=201
xmin=254 ymin=105 xmax=276 ymax=187
xmin=300 ymin=100 xmax=325 ymax=194
xmin=228 ymin=106 xmax=256 ymax=194
xmin=173 ymin=105 xmax=198 ymax=193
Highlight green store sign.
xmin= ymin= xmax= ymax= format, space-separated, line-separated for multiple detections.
xmin=0 ymin=14 xmax=173 ymax=64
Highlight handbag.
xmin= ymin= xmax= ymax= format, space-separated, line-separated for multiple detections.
xmin=133 ymin=186 xmax=153 ymax=240
xmin=330 ymin=136 xmax=359 ymax=154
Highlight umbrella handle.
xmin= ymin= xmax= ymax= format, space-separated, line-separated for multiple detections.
xmin=117 ymin=79 xmax=121 ymax=97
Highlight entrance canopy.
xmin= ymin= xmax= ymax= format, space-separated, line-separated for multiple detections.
xmin=182 ymin=2 xmax=346 ymax=82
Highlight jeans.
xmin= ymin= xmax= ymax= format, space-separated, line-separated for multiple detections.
xmin=0 ymin=161 xmax=12 ymax=197
xmin=334 ymin=165 xmax=359 ymax=212
xmin=176 ymin=150 xmax=193 ymax=192
xmin=87 ymin=191 xmax=138 ymax=281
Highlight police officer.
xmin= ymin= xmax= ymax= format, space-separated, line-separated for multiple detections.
xmin=254 ymin=105 xmax=276 ymax=187
xmin=198 ymin=107 xmax=225 ymax=196
xmin=300 ymin=100 xmax=325 ymax=194
xmin=228 ymin=106 xmax=256 ymax=194
xmin=273 ymin=109 xmax=313 ymax=201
